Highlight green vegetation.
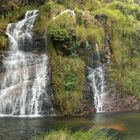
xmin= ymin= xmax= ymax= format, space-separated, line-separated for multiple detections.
xmin=0 ymin=35 xmax=7 ymax=50
xmin=43 ymin=0 xmax=140 ymax=103
xmin=0 ymin=0 xmax=140 ymax=113
xmin=35 ymin=129 xmax=116 ymax=140
xmin=102 ymin=2 xmax=140 ymax=99
xmin=48 ymin=40 xmax=85 ymax=115
xmin=47 ymin=13 xmax=79 ymax=55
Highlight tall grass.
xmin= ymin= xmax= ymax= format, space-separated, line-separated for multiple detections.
xmin=35 ymin=129 xmax=114 ymax=140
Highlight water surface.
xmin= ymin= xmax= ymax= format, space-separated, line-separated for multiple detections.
xmin=0 ymin=112 xmax=140 ymax=140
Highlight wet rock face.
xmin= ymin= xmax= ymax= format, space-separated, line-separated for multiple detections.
xmin=84 ymin=66 xmax=140 ymax=112
xmin=102 ymin=90 xmax=140 ymax=112
xmin=74 ymin=99 xmax=96 ymax=116
xmin=19 ymin=33 xmax=46 ymax=52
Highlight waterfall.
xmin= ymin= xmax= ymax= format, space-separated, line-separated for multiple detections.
xmin=53 ymin=9 xmax=75 ymax=20
xmin=88 ymin=44 xmax=106 ymax=112
xmin=88 ymin=66 xmax=105 ymax=112
xmin=95 ymin=43 xmax=100 ymax=62
xmin=0 ymin=10 xmax=54 ymax=116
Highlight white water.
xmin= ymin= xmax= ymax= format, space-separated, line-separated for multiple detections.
xmin=88 ymin=44 xmax=105 ymax=112
xmin=95 ymin=43 xmax=100 ymax=62
xmin=88 ymin=67 xmax=105 ymax=112
xmin=0 ymin=10 xmax=54 ymax=116
xmin=53 ymin=9 xmax=75 ymax=20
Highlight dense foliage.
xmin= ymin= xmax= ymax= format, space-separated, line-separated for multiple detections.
xmin=48 ymin=41 xmax=85 ymax=115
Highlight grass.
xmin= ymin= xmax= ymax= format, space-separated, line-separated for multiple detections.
xmin=48 ymin=39 xmax=85 ymax=115
xmin=35 ymin=129 xmax=115 ymax=140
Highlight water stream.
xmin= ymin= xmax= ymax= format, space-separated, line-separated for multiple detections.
xmin=88 ymin=66 xmax=105 ymax=112
xmin=88 ymin=44 xmax=106 ymax=112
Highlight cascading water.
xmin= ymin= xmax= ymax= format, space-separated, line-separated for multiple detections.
xmin=53 ymin=9 xmax=75 ymax=20
xmin=0 ymin=10 xmax=54 ymax=116
xmin=88 ymin=44 xmax=106 ymax=112
xmin=88 ymin=66 xmax=105 ymax=112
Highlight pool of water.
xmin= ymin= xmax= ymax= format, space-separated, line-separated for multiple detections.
xmin=0 ymin=112 xmax=140 ymax=140
xmin=90 ymin=112 xmax=140 ymax=139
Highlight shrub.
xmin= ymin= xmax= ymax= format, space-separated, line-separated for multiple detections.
xmin=47 ymin=13 xmax=80 ymax=55
xmin=42 ymin=0 xmax=54 ymax=13
xmin=48 ymin=41 xmax=85 ymax=115
xmin=48 ymin=23 xmax=69 ymax=41
xmin=64 ymin=72 xmax=77 ymax=91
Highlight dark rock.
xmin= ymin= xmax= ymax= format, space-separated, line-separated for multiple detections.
xmin=18 ymin=32 xmax=46 ymax=52
xmin=95 ymin=14 xmax=108 ymax=23
xmin=102 ymin=91 xmax=140 ymax=112
xmin=74 ymin=99 xmax=96 ymax=116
